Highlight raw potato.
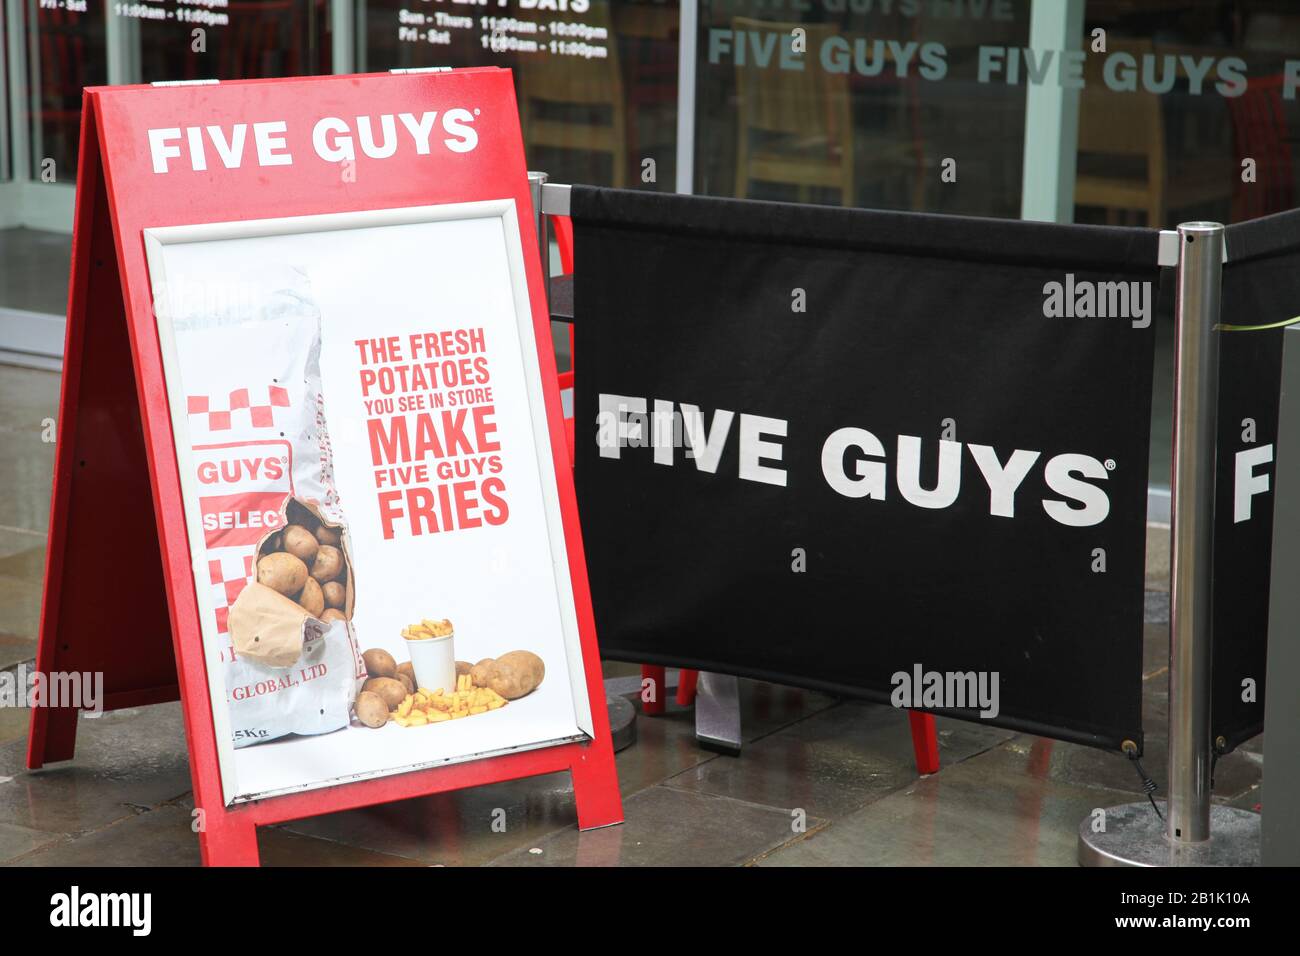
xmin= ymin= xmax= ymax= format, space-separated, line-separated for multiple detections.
xmin=455 ymin=660 xmax=473 ymax=678
xmin=311 ymin=545 xmax=344 ymax=583
xmin=396 ymin=672 xmax=415 ymax=695
xmin=298 ymin=577 xmax=325 ymax=618
xmin=362 ymin=677 xmax=407 ymax=710
xmin=315 ymin=524 xmax=341 ymax=547
xmin=362 ymin=648 xmax=397 ymax=679
xmin=257 ymin=552 xmax=309 ymax=598
xmin=470 ymin=658 xmax=496 ymax=688
xmin=282 ymin=525 xmax=320 ymax=564
xmin=397 ymin=661 xmax=418 ymax=690
xmin=322 ymin=581 xmax=346 ymax=609
xmin=486 ymin=650 xmax=545 ymax=700
xmin=320 ymin=608 xmax=347 ymax=625
xmin=354 ymin=691 xmax=389 ymax=729
xmin=263 ymin=531 xmax=282 ymax=554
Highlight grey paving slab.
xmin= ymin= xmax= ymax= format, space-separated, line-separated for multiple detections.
xmin=281 ymin=770 xmax=583 ymax=867
xmin=0 ymin=821 xmax=64 ymax=862
xmin=0 ymin=703 xmax=191 ymax=836
xmin=669 ymin=701 xmax=1011 ymax=821
xmin=758 ymin=740 xmax=1140 ymax=867
xmin=0 ymin=366 xmax=59 ymax=534
xmin=0 ymin=577 xmax=40 ymax=654
xmin=13 ymin=802 xmax=427 ymax=867
xmin=0 ymin=705 xmax=32 ymax=747
xmin=0 ymin=634 xmax=35 ymax=673
xmin=487 ymin=785 xmax=820 ymax=867
xmin=0 ymin=527 xmax=46 ymax=571
xmin=1142 ymin=620 xmax=1167 ymax=679
xmin=282 ymin=696 xmax=737 ymax=866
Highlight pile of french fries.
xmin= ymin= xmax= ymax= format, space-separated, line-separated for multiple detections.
xmin=401 ymin=618 xmax=453 ymax=640
xmin=390 ymin=674 xmax=508 ymax=727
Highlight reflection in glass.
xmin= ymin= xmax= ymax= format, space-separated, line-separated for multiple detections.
xmin=518 ymin=3 xmax=627 ymax=187
xmin=361 ymin=0 xmax=679 ymax=190
xmin=127 ymin=0 xmax=331 ymax=83
xmin=25 ymin=0 xmax=108 ymax=181
xmin=1075 ymin=38 xmax=1233 ymax=226
xmin=696 ymin=0 xmax=1031 ymax=217
xmin=1076 ymin=2 xmax=1300 ymax=226
xmin=733 ymin=18 xmax=854 ymax=205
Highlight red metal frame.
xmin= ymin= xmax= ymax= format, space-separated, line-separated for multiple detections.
xmin=28 ymin=70 xmax=622 ymax=865
xmin=908 ymin=711 xmax=940 ymax=775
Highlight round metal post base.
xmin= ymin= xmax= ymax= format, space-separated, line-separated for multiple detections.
xmin=1078 ymin=801 xmax=1260 ymax=867
xmin=607 ymin=694 xmax=636 ymax=753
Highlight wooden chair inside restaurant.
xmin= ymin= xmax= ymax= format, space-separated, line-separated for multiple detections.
xmin=612 ymin=2 xmax=679 ymax=181
xmin=517 ymin=3 xmax=627 ymax=188
xmin=733 ymin=17 xmax=854 ymax=205
xmin=1074 ymin=39 xmax=1230 ymax=226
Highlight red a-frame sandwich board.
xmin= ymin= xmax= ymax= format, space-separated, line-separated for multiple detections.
xmin=26 ymin=68 xmax=623 ymax=865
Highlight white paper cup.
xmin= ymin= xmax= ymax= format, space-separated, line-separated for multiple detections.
xmin=404 ymin=631 xmax=456 ymax=695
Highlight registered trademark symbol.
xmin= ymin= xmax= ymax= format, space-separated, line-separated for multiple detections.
xmin=1104 ymin=459 xmax=1116 ymax=471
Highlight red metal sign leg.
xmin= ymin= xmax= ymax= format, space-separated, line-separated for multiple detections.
xmin=908 ymin=710 xmax=940 ymax=775
xmin=571 ymin=741 xmax=623 ymax=831
xmin=198 ymin=808 xmax=262 ymax=867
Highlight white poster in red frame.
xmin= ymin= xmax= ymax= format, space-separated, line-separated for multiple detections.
xmin=28 ymin=69 xmax=621 ymax=865
xmin=147 ymin=201 xmax=596 ymax=804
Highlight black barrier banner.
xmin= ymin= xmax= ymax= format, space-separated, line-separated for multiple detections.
xmin=1213 ymin=210 xmax=1300 ymax=753
xmin=572 ymin=187 xmax=1160 ymax=751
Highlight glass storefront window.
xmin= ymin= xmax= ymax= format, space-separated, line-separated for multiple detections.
xmin=15 ymin=1 xmax=330 ymax=185
xmin=1075 ymin=1 xmax=1300 ymax=227
xmin=0 ymin=0 xmax=1297 ymax=488
xmin=25 ymin=0 xmax=108 ymax=181
xmin=120 ymin=0 xmax=332 ymax=84
xmin=361 ymin=0 xmax=680 ymax=190
xmin=694 ymin=0 xmax=1032 ymax=217
xmin=2 ymin=0 xmax=1297 ymax=225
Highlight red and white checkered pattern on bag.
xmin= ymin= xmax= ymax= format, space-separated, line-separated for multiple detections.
xmin=171 ymin=279 xmax=363 ymax=746
xmin=187 ymin=385 xmax=291 ymax=436
xmin=208 ymin=552 xmax=257 ymax=648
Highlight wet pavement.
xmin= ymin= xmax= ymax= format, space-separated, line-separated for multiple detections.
xmin=0 ymin=364 xmax=1263 ymax=866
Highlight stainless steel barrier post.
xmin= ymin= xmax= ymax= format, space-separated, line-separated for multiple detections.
xmin=531 ymin=173 xmax=635 ymax=753
xmin=1167 ymin=221 xmax=1221 ymax=845
xmin=1078 ymin=223 xmax=1260 ymax=866
xmin=528 ymin=171 xmax=551 ymax=309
